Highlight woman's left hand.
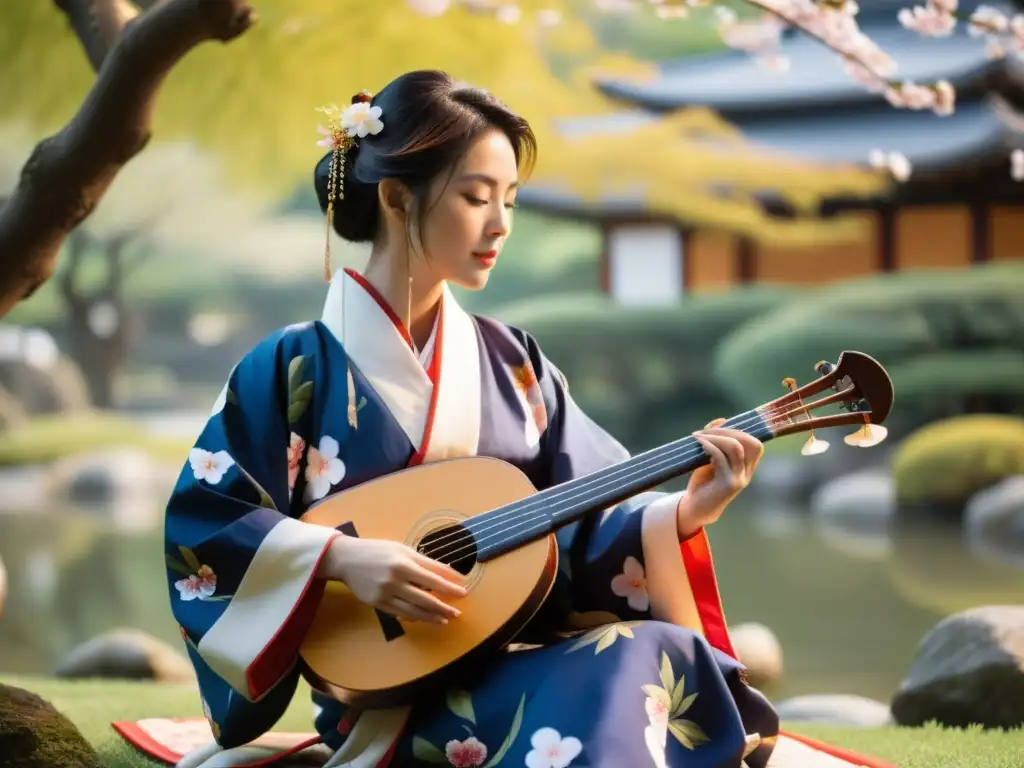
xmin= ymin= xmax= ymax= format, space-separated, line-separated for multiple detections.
xmin=677 ymin=417 xmax=764 ymax=537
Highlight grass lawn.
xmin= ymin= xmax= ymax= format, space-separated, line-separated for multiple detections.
xmin=0 ymin=411 xmax=192 ymax=467
xmin=3 ymin=676 xmax=1023 ymax=767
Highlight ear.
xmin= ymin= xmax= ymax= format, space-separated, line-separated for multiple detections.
xmin=378 ymin=179 xmax=412 ymax=226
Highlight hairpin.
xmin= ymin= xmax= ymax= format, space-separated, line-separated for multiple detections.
xmin=315 ymin=92 xmax=385 ymax=280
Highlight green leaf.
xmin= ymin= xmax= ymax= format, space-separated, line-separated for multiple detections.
xmin=288 ymin=381 xmax=314 ymax=425
xmin=565 ymin=627 xmax=605 ymax=654
xmin=672 ymin=692 xmax=698 ymax=719
xmin=165 ymin=556 xmax=193 ymax=577
xmin=257 ymin=487 xmax=275 ymax=510
xmin=234 ymin=464 xmax=279 ymax=511
xmin=411 ymin=736 xmax=447 ymax=764
xmin=178 ymin=547 xmax=202 ymax=573
xmin=615 ymin=623 xmax=638 ymax=639
xmin=670 ymin=675 xmax=687 ymax=714
xmin=668 ymin=718 xmax=710 ymax=751
xmin=446 ymin=689 xmax=476 ymax=725
xmin=595 ymin=628 xmax=618 ymax=654
xmin=640 ymin=684 xmax=666 ymax=700
xmin=482 ymin=693 xmax=525 ymax=768
xmin=659 ymin=651 xmax=674 ymax=693
xmin=287 ymin=355 xmax=306 ymax=397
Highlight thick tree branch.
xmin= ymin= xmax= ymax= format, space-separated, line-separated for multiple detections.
xmin=0 ymin=0 xmax=256 ymax=319
xmin=54 ymin=0 xmax=142 ymax=71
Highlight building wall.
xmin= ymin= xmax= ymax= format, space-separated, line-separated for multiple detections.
xmin=991 ymin=206 xmax=1024 ymax=261
xmin=894 ymin=205 xmax=972 ymax=269
xmin=751 ymin=211 xmax=880 ymax=285
xmin=687 ymin=231 xmax=736 ymax=290
xmin=601 ymin=205 xmax=1024 ymax=300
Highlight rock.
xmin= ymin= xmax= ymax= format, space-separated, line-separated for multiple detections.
xmin=964 ymin=475 xmax=1024 ymax=568
xmin=47 ymin=448 xmax=159 ymax=505
xmin=811 ymin=468 xmax=896 ymax=525
xmin=0 ymin=682 xmax=101 ymax=768
xmin=54 ymin=628 xmax=195 ymax=684
xmin=0 ymin=325 xmax=90 ymax=415
xmin=729 ymin=622 xmax=783 ymax=689
xmin=775 ymin=694 xmax=893 ymax=727
xmin=749 ymin=454 xmax=823 ymax=503
xmin=810 ymin=468 xmax=895 ymax=560
xmin=891 ymin=605 xmax=1024 ymax=729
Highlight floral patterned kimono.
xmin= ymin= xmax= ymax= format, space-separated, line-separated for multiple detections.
xmin=165 ymin=268 xmax=780 ymax=768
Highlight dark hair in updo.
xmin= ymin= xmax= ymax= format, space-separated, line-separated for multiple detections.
xmin=313 ymin=69 xmax=536 ymax=244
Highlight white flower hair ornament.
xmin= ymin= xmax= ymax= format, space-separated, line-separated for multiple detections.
xmin=315 ymin=90 xmax=385 ymax=280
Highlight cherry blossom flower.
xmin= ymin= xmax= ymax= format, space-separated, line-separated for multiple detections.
xmin=496 ymin=4 xmax=521 ymax=24
xmin=933 ymin=80 xmax=956 ymax=115
xmin=644 ymin=686 xmax=672 ymax=728
xmin=445 ymin=736 xmax=488 ymax=767
xmin=969 ymin=5 xmax=1009 ymax=36
xmin=340 ymin=102 xmax=384 ymax=139
xmin=406 ymin=0 xmax=451 ymax=16
xmin=175 ymin=565 xmax=217 ymax=601
xmin=287 ymin=432 xmax=306 ymax=495
xmin=537 ymin=8 xmax=562 ymax=26
xmin=610 ymin=556 xmax=650 ymax=612
xmin=644 ymin=725 xmax=669 ymax=768
xmin=898 ymin=4 xmax=957 ymax=36
xmin=189 ymin=448 xmax=235 ymax=485
xmin=643 ymin=687 xmax=672 ymax=768
xmin=304 ymin=436 xmax=347 ymax=503
xmin=888 ymin=152 xmax=912 ymax=182
xmin=525 ymin=728 xmax=583 ymax=768
xmin=1011 ymin=149 xmax=1024 ymax=181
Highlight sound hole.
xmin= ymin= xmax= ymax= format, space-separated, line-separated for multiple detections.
xmin=417 ymin=524 xmax=478 ymax=576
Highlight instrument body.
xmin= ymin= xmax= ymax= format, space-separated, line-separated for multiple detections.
xmin=298 ymin=350 xmax=895 ymax=708
xmin=300 ymin=457 xmax=557 ymax=708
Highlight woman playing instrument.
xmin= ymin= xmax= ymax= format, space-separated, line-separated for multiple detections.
xmin=165 ymin=70 xmax=776 ymax=768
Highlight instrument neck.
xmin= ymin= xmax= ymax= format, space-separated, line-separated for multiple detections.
xmin=471 ymin=409 xmax=773 ymax=561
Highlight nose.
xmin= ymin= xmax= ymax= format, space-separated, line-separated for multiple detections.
xmin=488 ymin=204 xmax=510 ymax=239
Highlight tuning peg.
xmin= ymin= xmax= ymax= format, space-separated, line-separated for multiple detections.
xmin=815 ymin=360 xmax=836 ymax=376
xmin=801 ymin=433 xmax=830 ymax=456
xmin=844 ymin=422 xmax=888 ymax=447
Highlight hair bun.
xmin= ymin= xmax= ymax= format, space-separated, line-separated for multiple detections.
xmin=351 ymin=90 xmax=373 ymax=104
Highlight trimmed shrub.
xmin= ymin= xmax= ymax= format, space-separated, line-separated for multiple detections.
xmin=891 ymin=414 xmax=1024 ymax=505
xmin=712 ymin=263 xmax=1024 ymax=433
xmin=491 ymin=286 xmax=793 ymax=451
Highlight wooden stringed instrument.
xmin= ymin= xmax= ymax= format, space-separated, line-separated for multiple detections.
xmin=298 ymin=350 xmax=894 ymax=708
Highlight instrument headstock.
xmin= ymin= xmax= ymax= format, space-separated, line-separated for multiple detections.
xmin=757 ymin=351 xmax=895 ymax=456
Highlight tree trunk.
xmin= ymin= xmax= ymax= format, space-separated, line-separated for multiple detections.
xmin=0 ymin=0 xmax=255 ymax=320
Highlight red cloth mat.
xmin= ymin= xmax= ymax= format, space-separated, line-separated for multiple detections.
xmin=111 ymin=718 xmax=899 ymax=767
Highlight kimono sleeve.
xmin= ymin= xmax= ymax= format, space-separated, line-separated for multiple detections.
xmin=528 ymin=335 xmax=736 ymax=658
xmin=164 ymin=329 xmax=340 ymax=748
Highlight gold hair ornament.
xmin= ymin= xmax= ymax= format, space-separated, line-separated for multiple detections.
xmin=315 ymin=91 xmax=384 ymax=281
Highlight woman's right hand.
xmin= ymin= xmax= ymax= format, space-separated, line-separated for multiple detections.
xmin=317 ymin=535 xmax=468 ymax=624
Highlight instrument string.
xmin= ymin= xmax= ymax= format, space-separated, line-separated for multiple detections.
xmin=418 ymin=395 xmax=846 ymax=567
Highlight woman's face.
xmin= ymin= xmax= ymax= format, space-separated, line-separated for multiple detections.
xmin=417 ymin=128 xmax=519 ymax=291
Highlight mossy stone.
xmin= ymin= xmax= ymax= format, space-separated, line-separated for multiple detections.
xmin=0 ymin=683 xmax=101 ymax=768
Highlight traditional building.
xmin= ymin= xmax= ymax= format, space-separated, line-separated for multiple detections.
xmin=518 ymin=0 xmax=1024 ymax=304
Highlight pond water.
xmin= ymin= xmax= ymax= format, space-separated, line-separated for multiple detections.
xmin=1 ymin=463 xmax=1022 ymax=705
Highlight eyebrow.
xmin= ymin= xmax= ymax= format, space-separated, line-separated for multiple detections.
xmin=458 ymin=173 xmax=519 ymax=189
